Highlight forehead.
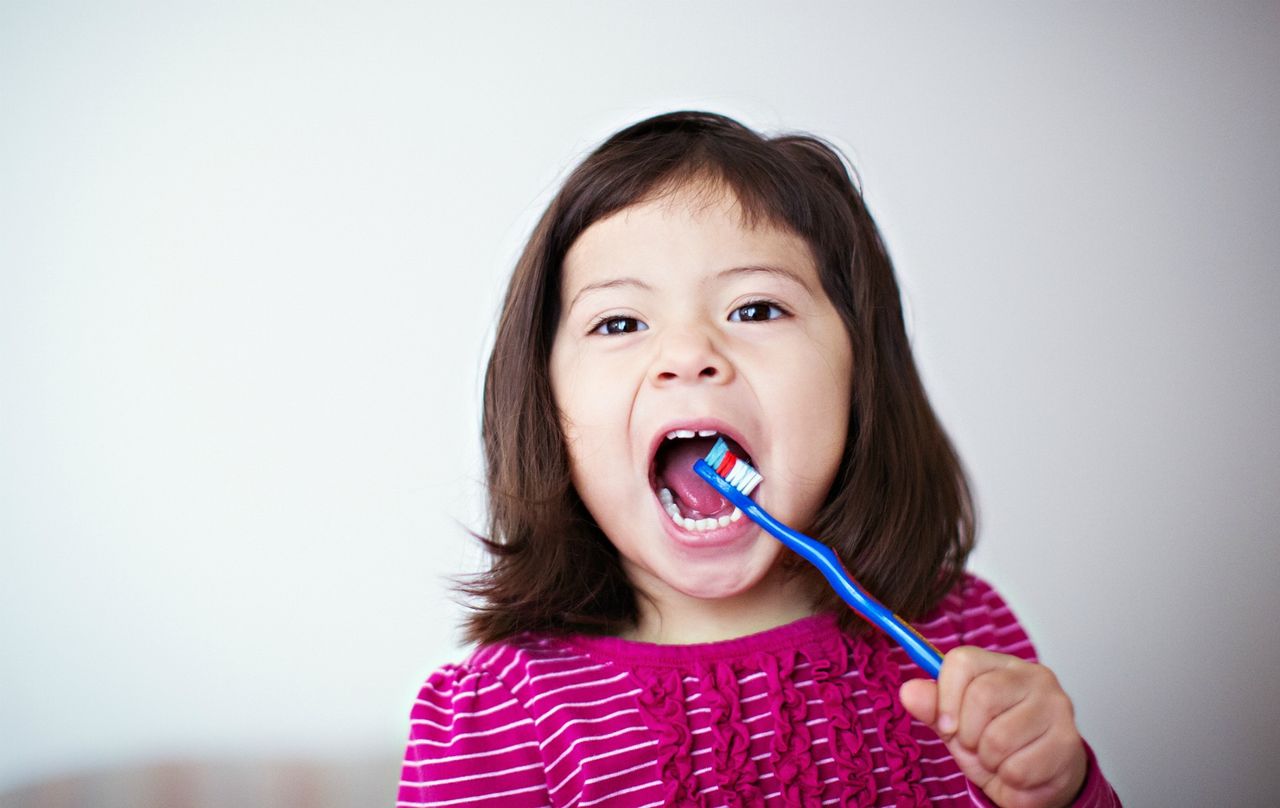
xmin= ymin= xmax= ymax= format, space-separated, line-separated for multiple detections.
xmin=562 ymin=183 xmax=817 ymax=288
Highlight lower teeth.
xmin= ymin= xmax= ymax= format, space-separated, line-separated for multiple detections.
xmin=659 ymin=487 xmax=742 ymax=532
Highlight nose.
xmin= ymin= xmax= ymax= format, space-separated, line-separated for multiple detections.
xmin=650 ymin=324 xmax=734 ymax=387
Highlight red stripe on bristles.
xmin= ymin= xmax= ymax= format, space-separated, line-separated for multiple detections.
xmin=717 ymin=451 xmax=738 ymax=478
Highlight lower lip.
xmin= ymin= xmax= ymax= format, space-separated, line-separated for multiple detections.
xmin=652 ymin=493 xmax=759 ymax=550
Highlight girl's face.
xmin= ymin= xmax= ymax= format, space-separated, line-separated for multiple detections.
xmin=549 ymin=183 xmax=853 ymax=626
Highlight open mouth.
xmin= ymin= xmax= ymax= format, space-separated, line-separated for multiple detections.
xmin=649 ymin=428 xmax=760 ymax=532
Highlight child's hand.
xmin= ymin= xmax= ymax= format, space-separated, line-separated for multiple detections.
xmin=899 ymin=647 xmax=1088 ymax=808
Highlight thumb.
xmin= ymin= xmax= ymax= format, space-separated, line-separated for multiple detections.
xmin=899 ymin=678 xmax=939 ymax=727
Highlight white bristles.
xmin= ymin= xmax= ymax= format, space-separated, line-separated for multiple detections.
xmin=699 ymin=437 xmax=764 ymax=501
xmin=717 ymin=453 xmax=763 ymax=497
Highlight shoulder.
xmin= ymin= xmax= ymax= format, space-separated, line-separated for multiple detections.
xmin=463 ymin=631 xmax=605 ymax=695
xmin=398 ymin=633 xmax=637 ymax=806
xmin=408 ymin=631 xmax=611 ymax=730
xmin=402 ymin=649 xmax=536 ymax=758
xmin=410 ymin=632 xmax=584 ymax=711
xmin=398 ymin=635 xmax=583 ymax=807
xmin=917 ymin=572 xmax=1039 ymax=662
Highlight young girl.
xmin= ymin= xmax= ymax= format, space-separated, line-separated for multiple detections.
xmin=397 ymin=111 xmax=1121 ymax=807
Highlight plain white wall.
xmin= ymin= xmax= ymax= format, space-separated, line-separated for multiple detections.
xmin=3 ymin=1 xmax=1277 ymax=804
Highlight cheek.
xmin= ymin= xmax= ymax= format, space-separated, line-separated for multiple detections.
xmin=767 ymin=329 xmax=852 ymax=492
xmin=554 ymin=338 xmax=616 ymax=412
xmin=552 ymin=340 xmax=645 ymax=432
xmin=550 ymin=348 xmax=640 ymax=500
xmin=812 ymin=325 xmax=854 ymax=427
xmin=551 ymin=344 xmax=597 ymax=440
xmin=777 ymin=331 xmax=852 ymax=423
xmin=555 ymin=374 xmax=631 ymax=454
xmin=550 ymin=337 xmax=648 ymax=530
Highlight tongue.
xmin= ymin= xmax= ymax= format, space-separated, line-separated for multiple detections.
xmin=656 ymin=439 xmax=729 ymax=516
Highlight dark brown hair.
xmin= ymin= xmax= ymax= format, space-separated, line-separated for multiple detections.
xmin=463 ymin=111 xmax=974 ymax=643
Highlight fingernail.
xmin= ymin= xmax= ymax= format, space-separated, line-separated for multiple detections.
xmin=938 ymin=713 xmax=956 ymax=735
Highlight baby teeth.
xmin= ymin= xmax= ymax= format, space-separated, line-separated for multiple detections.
xmin=660 ymin=488 xmax=737 ymax=533
xmin=663 ymin=428 xmax=721 ymax=440
xmin=672 ymin=512 xmax=730 ymax=532
xmin=662 ymin=489 xmax=750 ymax=527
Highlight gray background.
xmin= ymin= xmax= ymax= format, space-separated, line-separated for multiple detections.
xmin=3 ymin=2 xmax=1278 ymax=805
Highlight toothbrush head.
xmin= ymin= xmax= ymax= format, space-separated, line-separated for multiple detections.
xmin=702 ymin=437 xmax=764 ymax=498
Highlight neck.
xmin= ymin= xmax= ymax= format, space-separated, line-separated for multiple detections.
xmin=621 ymin=568 xmax=818 ymax=645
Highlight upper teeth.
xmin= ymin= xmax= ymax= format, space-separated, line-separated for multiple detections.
xmin=666 ymin=429 xmax=719 ymax=440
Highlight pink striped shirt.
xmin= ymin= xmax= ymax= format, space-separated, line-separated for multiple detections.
xmin=398 ymin=574 xmax=1119 ymax=806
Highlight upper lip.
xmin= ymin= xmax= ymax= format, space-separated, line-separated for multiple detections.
xmin=646 ymin=417 xmax=759 ymax=481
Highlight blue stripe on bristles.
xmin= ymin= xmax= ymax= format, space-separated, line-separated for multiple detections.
xmin=708 ymin=437 xmax=753 ymax=491
xmin=706 ymin=437 xmax=729 ymax=468
xmin=706 ymin=437 xmax=764 ymax=496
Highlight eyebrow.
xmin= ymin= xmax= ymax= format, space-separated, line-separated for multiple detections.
xmin=566 ymin=263 xmax=814 ymax=312
xmin=715 ymin=264 xmax=815 ymax=295
xmin=568 ymin=278 xmax=654 ymax=311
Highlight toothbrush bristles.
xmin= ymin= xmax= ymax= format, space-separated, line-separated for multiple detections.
xmin=703 ymin=437 xmax=764 ymax=495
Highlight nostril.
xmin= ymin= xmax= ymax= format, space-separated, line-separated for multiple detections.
xmin=656 ymin=366 xmax=721 ymax=383
xmin=653 ymin=360 xmax=726 ymax=384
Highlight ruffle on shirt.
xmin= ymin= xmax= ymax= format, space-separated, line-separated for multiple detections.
xmin=624 ymin=621 xmax=930 ymax=807
xmin=635 ymin=667 xmax=696 ymax=804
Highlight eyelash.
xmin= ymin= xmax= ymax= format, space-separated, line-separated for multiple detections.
xmin=587 ymin=299 xmax=789 ymax=336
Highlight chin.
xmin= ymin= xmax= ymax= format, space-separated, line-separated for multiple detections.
xmin=650 ymin=544 xmax=784 ymax=602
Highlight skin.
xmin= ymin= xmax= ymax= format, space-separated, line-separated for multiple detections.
xmin=548 ymin=180 xmax=853 ymax=644
xmin=548 ymin=180 xmax=1088 ymax=807
xmin=900 ymin=649 xmax=1089 ymax=808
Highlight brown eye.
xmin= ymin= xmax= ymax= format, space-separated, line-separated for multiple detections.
xmin=590 ymin=316 xmax=648 ymax=336
xmin=729 ymin=301 xmax=785 ymax=322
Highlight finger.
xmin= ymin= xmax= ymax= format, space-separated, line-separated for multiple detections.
xmin=975 ymin=665 xmax=1073 ymax=773
xmin=899 ymin=678 xmax=938 ymax=726
xmin=954 ymin=667 xmax=1032 ymax=751
xmin=994 ymin=724 xmax=1085 ymax=795
xmin=935 ymin=646 xmax=1009 ymax=740
xmin=975 ymin=697 xmax=1049 ymax=774
xmin=944 ymin=740 xmax=997 ymax=791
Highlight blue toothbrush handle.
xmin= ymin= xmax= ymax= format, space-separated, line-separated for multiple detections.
xmin=694 ymin=460 xmax=943 ymax=679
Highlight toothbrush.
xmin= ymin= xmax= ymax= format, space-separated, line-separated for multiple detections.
xmin=694 ymin=438 xmax=943 ymax=678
